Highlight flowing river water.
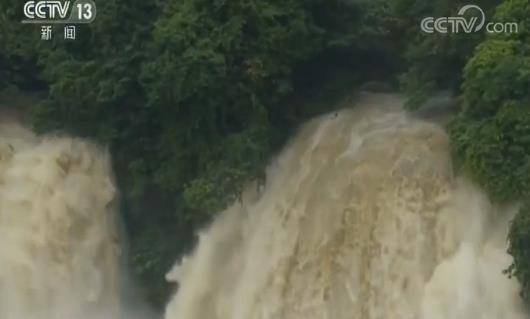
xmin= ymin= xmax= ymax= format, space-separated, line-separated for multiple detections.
xmin=0 ymin=93 xmax=526 ymax=319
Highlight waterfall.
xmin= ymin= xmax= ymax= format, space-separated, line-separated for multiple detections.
xmin=0 ymin=93 xmax=525 ymax=319
xmin=0 ymin=121 xmax=122 ymax=319
xmin=164 ymin=93 xmax=526 ymax=319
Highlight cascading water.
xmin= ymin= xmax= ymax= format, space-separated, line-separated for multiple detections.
xmin=0 ymin=93 xmax=526 ymax=319
xmin=0 ymin=121 xmax=122 ymax=319
xmin=164 ymin=93 xmax=527 ymax=319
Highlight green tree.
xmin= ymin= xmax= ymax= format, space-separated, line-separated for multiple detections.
xmin=1 ymin=0 xmax=391 ymax=307
xmin=392 ymin=0 xmax=502 ymax=109
xmin=446 ymin=0 xmax=530 ymax=303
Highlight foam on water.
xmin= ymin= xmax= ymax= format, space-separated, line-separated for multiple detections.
xmin=164 ymin=94 xmax=526 ymax=319
xmin=0 ymin=122 xmax=122 ymax=319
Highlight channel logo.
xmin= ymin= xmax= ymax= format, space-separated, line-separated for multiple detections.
xmin=421 ymin=4 xmax=518 ymax=34
xmin=22 ymin=0 xmax=96 ymax=24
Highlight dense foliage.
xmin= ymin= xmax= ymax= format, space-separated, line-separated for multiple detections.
xmin=507 ymin=203 xmax=530 ymax=303
xmin=0 ymin=0 xmax=392 ymax=307
xmin=445 ymin=0 xmax=530 ymax=302
xmin=394 ymin=0 xmax=501 ymax=109
xmin=379 ymin=0 xmax=530 ymax=302
xmin=3 ymin=0 xmax=530 ymax=309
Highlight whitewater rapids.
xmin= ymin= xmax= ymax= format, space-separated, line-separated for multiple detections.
xmin=0 ymin=121 xmax=122 ymax=319
xmin=164 ymin=93 xmax=527 ymax=319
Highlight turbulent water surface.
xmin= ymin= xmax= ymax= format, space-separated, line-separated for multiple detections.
xmin=0 ymin=93 xmax=526 ymax=319
xmin=164 ymin=93 xmax=527 ymax=319
xmin=0 ymin=121 xmax=122 ymax=319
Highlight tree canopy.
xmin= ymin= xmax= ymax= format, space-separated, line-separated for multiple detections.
xmin=2 ymin=0 xmax=530 ymax=309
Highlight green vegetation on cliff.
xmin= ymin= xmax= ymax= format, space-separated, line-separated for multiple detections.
xmin=446 ymin=0 xmax=530 ymax=302
xmin=2 ymin=0 xmax=530 ymax=309
xmin=0 ymin=0 xmax=392 ymax=307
